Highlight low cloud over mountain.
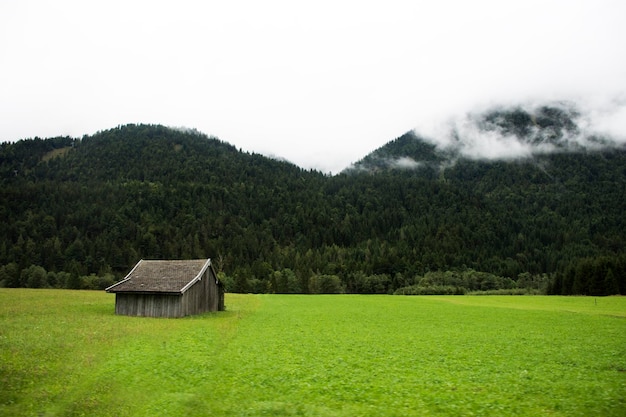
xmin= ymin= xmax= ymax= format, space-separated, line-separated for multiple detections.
xmin=351 ymin=99 xmax=626 ymax=172
xmin=419 ymin=100 xmax=626 ymax=160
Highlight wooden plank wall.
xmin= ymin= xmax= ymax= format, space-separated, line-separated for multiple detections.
xmin=207 ymin=267 xmax=224 ymax=311
xmin=115 ymin=293 xmax=183 ymax=317
xmin=181 ymin=278 xmax=205 ymax=316
xmin=181 ymin=268 xmax=221 ymax=315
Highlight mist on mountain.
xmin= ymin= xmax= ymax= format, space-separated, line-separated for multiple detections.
xmin=351 ymin=100 xmax=626 ymax=172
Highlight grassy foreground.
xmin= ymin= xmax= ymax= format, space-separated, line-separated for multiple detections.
xmin=1 ymin=290 xmax=625 ymax=416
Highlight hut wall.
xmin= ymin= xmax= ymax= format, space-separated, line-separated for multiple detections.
xmin=180 ymin=267 xmax=223 ymax=315
xmin=181 ymin=274 xmax=207 ymax=316
xmin=115 ymin=293 xmax=183 ymax=317
xmin=207 ymin=267 xmax=222 ymax=312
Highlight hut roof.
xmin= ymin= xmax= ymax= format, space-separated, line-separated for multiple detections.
xmin=106 ymin=259 xmax=211 ymax=294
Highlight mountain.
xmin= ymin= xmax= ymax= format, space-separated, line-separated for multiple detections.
xmin=349 ymin=102 xmax=622 ymax=173
xmin=1 ymin=116 xmax=625 ymax=296
xmin=347 ymin=131 xmax=444 ymax=174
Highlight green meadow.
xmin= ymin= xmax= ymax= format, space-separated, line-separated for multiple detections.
xmin=1 ymin=290 xmax=625 ymax=416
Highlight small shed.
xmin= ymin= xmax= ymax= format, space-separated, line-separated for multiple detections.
xmin=105 ymin=259 xmax=224 ymax=317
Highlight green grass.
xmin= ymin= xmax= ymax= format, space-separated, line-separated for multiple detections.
xmin=1 ymin=290 xmax=625 ymax=416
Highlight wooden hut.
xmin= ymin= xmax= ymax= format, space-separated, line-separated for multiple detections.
xmin=105 ymin=259 xmax=224 ymax=317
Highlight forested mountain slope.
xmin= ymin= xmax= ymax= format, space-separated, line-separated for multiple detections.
xmin=1 ymin=115 xmax=625 ymax=295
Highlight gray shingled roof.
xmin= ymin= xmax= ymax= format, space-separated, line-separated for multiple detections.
xmin=106 ymin=259 xmax=210 ymax=294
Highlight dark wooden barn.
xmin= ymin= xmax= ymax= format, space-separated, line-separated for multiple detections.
xmin=105 ymin=259 xmax=224 ymax=317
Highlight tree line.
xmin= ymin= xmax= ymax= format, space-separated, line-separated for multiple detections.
xmin=1 ymin=124 xmax=624 ymax=295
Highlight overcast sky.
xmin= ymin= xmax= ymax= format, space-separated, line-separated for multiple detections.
xmin=1 ymin=0 xmax=625 ymax=173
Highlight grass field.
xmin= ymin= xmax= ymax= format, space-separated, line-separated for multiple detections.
xmin=1 ymin=290 xmax=625 ymax=416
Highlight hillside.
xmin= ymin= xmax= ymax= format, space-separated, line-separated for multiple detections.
xmin=1 ymin=118 xmax=625 ymax=295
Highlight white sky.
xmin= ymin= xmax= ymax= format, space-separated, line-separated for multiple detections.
xmin=1 ymin=0 xmax=625 ymax=173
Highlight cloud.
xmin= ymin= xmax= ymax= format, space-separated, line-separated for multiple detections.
xmin=446 ymin=116 xmax=534 ymax=160
xmin=579 ymin=96 xmax=626 ymax=144
xmin=391 ymin=157 xmax=421 ymax=170
xmin=414 ymin=97 xmax=626 ymax=161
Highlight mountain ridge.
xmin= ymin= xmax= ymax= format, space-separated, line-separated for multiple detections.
xmin=1 ymin=116 xmax=625 ymax=296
